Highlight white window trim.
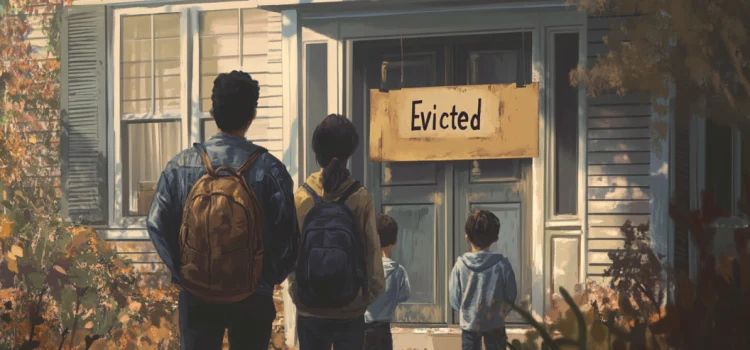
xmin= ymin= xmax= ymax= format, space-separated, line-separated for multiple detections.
xmin=108 ymin=1 xmax=261 ymax=235
xmin=544 ymin=25 xmax=587 ymax=228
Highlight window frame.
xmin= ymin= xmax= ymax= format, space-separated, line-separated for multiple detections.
xmin=192 ymin=6 xmax=272 ymax=143
xmin=544 ymin=26 xmax=587 ymax=228
xmin=109 ymin=2 xmax=262 ymax=233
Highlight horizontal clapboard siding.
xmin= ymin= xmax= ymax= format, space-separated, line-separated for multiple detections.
xmin=586 ymin=15 xmax=651 ymax=278
xmin=258 ymin=11 xmax=284 ymax=159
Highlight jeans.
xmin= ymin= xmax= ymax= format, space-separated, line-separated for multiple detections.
xmin=297 ymin=315 xmax=366 ymax=350
xmin=462 ymin=328 xmax=508 ymax=350
xmin=363 ymin=321 xmax=392 ymax=350
xmin=178 ymin=290 xmax=276 ymax=350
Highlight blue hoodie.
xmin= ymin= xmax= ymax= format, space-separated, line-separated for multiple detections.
xmin=449 ymin=251 xmax=517 ymax=332
xmin=365 ymin=257 xmax=411 ymax=323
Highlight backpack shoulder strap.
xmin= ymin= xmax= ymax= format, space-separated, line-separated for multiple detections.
xmin=237 ymin=146 xmax=268 ymax=176
xmin=336 ymin=181 xmax=362 ymax=204
xmin=193 ymin=143 xmax=216 ymax=176
xmin=302 ymin=183 xmax=321 ymax=204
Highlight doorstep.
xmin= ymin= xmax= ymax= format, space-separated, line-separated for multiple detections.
xmin=391 ymin=326 xmax=531 ymax=350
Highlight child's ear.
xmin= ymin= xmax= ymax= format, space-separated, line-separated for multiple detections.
xmin=464 ymin=234 xmax=469 ymax=243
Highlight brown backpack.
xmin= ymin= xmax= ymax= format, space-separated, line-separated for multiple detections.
xmin=178 ymin=144 xmax=266 ymax=303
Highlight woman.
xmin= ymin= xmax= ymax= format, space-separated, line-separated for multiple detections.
xmin=288 ymin=114 xmax=385 ymax=349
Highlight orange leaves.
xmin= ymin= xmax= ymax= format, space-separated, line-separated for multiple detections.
xmin=0 ymin=215 xmax=13 ymax=239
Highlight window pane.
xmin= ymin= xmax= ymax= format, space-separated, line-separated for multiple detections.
xmin=122 ymin=16 xmax=152 ymax=113
xmin=122 ymin=15 xmax=151 ymax=40
xmin=155 ymin=38 xmax=180 ymax=60
xmin=202 ymin=10 xmax=239 ymax=35
xmin=305 ymin=43 xmax=328 ymax=178
xmin=706 ymin=119 xmax=733 ymax=214
xmin=202 ymin=119 xmax=219 ymax=141
xmin=154 ymin=13 xmax=180 ymax=39
xmin=553 ymin=33 xmax=580 ymax=216
xmin=468 ymin=50 xmax=517 ymax=84
xmin=121 ymin=13 xmax=182 ymax=117
xmin=242 ymin=9 xmax=268 ymax=58
xmin=200 ymin=10 xmax=241 ymax=114
xmin=122 ymin=121 xmax=182 ymax=216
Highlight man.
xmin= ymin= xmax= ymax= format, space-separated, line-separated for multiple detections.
xmin=147 ymin=70 xmax=298 ymax=350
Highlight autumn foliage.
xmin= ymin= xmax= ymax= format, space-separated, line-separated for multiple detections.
xmin=0 ymin=1 xmax=183 ymax=349
xmin=569 ymin=0 xmax=750 ymax=126
xmin=507 ymin=187 xmax=750 ymax=350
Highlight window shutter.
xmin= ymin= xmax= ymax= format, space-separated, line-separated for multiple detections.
xmin=60 ymin=6 xmax=108 ymax=225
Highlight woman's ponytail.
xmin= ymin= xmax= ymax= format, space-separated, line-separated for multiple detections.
xmin=322 ymin=157 xmax=350 ymax=193
xmin=312 ymin=114 xmax=359 ymax=193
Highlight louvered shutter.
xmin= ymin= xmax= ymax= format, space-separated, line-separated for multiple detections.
xmin=60 ymin=6 xmax=108 ymax=224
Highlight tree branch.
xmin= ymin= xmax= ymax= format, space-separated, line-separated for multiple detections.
xmin=718 ymin=28 xmax=750 ymax=99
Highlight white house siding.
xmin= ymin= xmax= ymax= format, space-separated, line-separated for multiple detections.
xmin=585 ymin=15 xmax=653 ymax=279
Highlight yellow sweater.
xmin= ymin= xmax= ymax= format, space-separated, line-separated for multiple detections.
xmin=288 ymin=170 xmax=385 ymax=318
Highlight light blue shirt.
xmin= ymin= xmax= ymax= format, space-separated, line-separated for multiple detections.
xmin=365 ymin=257 xmax=411 ymax=323
xmin=449 ymin=251 xmax=517 ymax=331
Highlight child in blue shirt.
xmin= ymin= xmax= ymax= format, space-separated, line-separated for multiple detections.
xmin=450 ymin=210 xmax=518 ymax=350
xmin=364 ymin=214 xmax=411 ymax=350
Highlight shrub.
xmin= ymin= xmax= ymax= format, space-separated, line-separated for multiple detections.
xmin=508 ymin=189 xmax=750 ymax=350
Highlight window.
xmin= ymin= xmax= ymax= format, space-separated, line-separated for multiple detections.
xmin=114 ymin=5 xmax=270 ymax=223
xmin=548 ymin=31 xmax=582 ymax=220
xmin=705 ymin=119 xmax=734 ymax=214
xmin=120 ymin=13 xmax=183 ymax=217
xmin=198 ymin=9 xmax=268 ymax=119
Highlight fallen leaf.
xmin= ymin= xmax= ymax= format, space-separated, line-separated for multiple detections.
xmin=0 ymin=217 xmax=13 ymax=239
xmin=10 ymin=245 xmax=23 ymax=258
xmin=120 ymin=315 xmax=130 ymax=323
xmin=85 ymin=322 xmax=93 ymax=329
xmin=7 ymin=259 xmax=18 ymax=274
xmin=28 ymin=136 xmax=36 ymax=144
xmin=53 ymin=265 xmax=67 ymax=275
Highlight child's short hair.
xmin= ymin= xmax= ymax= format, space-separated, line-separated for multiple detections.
xmin=376 ymin=214 xmax=398 ymax=248
xmin=465 ymin=210 xmax=501 ymax=249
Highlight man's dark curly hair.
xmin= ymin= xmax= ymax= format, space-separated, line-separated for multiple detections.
xmin=376 ymin=214 xmax=399 ymax=248
xmin=465 ymin=209 xmax=501 ymax=249
xmin=210 ymin=70 xmax=260 ymax=132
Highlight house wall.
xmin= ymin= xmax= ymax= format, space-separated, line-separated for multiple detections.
xmin=61 ymin=2 xmax=288 ymax=347
xmin=585 ymin=15 xmax=653 ymax=280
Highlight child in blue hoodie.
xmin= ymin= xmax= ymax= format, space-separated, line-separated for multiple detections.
xmin=450 ymin=210 xmax=518 ymax=350
xmin=364 ymin=214 xmax=411 ymax=350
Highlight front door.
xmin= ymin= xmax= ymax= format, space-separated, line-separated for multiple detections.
xmin=354 ymin=32 xmax=533 ymax=325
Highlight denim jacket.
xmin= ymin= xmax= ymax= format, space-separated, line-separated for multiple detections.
xmin=449 ymin=251 xmax=517 ymax=331
xmin=146 ymin=133 xmax=299 ymax=297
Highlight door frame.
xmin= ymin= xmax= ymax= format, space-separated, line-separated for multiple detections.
xmin=285 ymin=1 xmax=586 ymax=339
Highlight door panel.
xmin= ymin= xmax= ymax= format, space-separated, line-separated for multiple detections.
xmin=363 ymin=40 xmax=449 ymax=323
xmin=454 ymin=160 xmax=531 ymax=323
xmin=452 ymin=34 xmax=533 ymax=324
